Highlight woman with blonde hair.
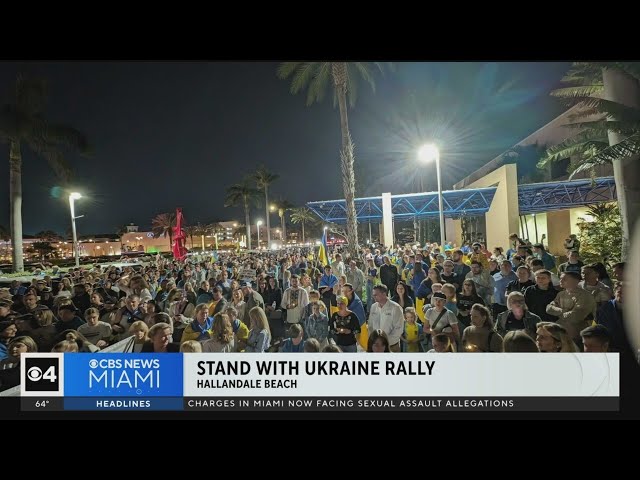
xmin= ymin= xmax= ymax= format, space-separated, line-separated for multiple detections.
xmin=180 ymin=340 xmax=202 ymax=353
xmin=535 ymin=321 xmax=579 ymax=352
xmin=128 ymin=321 xmax=149 ymax=352
xmin=117 ymin=274 xmax=152 ymax=303
xmin=329 ymin=295 xmax=360 ymax=353
xmin=245 ymin=307 xmax=271 ymax=353
xmin=202 ymin=313 xmax=235 ymax=353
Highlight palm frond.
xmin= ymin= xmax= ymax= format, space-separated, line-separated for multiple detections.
xmin=15 ymin=74 xmax=47 ymax=117
xmin=276 ymin=62 xmax=303 ymax=80
xmin=306 ymin=62 xmax=331 ymax=106
xmin=565 ymin=119 xmax=640 ymax=136
xmin=550 ymin=84 xmax=603 ymax=99
xmin=290 ymin=63 xmax=319 ymax=95
xmin=43 ymin=123 xmax=92 ymax=155
xmin=582 ymin=132 xmax=640 ymax=164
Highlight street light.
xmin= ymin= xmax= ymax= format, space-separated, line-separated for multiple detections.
xmin=257 ymin=220 xmax=263 ymax=249
xmin=68 ymin=192 xmax=83 ymax=267
xmin=418 ymin=144 xmax=446 ymax=249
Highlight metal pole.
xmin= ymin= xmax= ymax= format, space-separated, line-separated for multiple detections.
xmin=69 ymin=196 xmax=80 ymax=267
xmin=435 ymin=151 xmax=446 ymax=248
xmin=533 ymin=214 xmax=539 ymax=243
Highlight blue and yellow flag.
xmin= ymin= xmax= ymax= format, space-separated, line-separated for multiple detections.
xmin=318 ymin=229 xmax=329 ymax=267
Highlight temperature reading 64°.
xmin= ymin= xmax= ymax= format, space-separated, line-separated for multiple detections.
xmin=35 ymin=400 xmax=49 ymax=408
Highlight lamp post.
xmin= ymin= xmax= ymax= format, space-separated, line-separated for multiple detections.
xmin=257 ymin=220 xmax=263 ymax=249
xmin=69 ymin=192 xmax=82 ymax=267
xmin=418 ymin=144 xmax=445 ymax=249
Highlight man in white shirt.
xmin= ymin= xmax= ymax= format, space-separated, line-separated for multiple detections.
xmin=331 ymin=253 xmax=345 ymax=278
xmin=368 ymin=284 xmax=404 ymax=352
xmin=281 ymin=274 xmax=309 ymax=324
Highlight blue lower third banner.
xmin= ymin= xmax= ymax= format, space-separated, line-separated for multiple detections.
xmin=65 ymin=397 xmax=183 ymax=410
xmin=64 ymin=354 xmax=183 ymax=398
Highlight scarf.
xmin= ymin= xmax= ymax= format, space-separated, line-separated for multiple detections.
xmin=192 ymin=316 xmax=214 ymax=340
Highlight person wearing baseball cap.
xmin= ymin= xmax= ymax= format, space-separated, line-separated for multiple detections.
xmin=424 ymin=291 xmax=460 ymax=348
xmin=241 ymin=281 xmax=265 ymax=327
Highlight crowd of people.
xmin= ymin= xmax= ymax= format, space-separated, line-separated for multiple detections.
xmin=0 ymin=231 xmax=628 ymax=391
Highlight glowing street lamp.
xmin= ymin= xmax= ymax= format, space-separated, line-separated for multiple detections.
xmin=418 ymin=144 xmax=445 ymax=249
xmin=69 ymin=192 xmax=83 ymax=267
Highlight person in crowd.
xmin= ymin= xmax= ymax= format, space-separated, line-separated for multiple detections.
xmin=180 ymin=340 xmax=203 ymax=353
xmin=488 ymin=259 xmax=500 ymax=276
xmin=111 ymin=295 xmax=145 ymax=336
xmin=492 ymin=260 xmax=517 ymax=320
xmin=303 ymin=338 xmax=321 ymax=352
xmin=379 ymin=256 xmax=399 ymax=294
xmin=580 ymin=264 xmax=613 ymax=308
xmin=492 ymin=247 xmax=505 ymax=264
xmin=533 ymin=243 xmax=556 ymax=271
xmin=408 ymin=261 xmax=426 ymax=298
xmin=427 ymin=333 xmax=455 ymax=353
xmin=451 ymin=249 xmax=471 ymax=278
xmin=368 ymin=328 xmax=391 ymax=352
xmin=391 ymin=281 xmax=414 ymax=310
xmin=563 ymin=234 xmax=580 ymax=253
xmin=558 ymin=250 xmax=584 ymax=274
xmin=469 ymin=242 xmax=489 ymax=270
xmin=439 ymin=260 xmax=461 ymax=292
xmin=462 ymin=304 xmax=503 ymax=353
xmin=580 ymin=324 xmax=611 ymax=352
xmin=280 ymin=323 xmax=306 ymax=352
xmin=180 ymin=303 xmax=214 ymax=343
xmin=55 ymin=304 xmax=86 ymax=333
xmin=416 ymin=268 xmax=443 ymax=302
xmin=612 ymin=262 xmax=625 ymax=283
xmin=141 ymin=322 xmax=180 ymax=352
xmin=502 ymin=330 xmax=539 ymax=352
xmin=400 ymin=307 xmax=423 ymax=352
xmin=241 ymin=282 xmax=265 ymax=328
xmin=346 ymin=259 xmax=365 ymax=299
xmin=596 ymin=282 xmax=627 ymax=352
xmin=342 ymin=283 xmax=365 ymax=328
xmin=77 ymin=307 xmax=112 ymax=348
xmin=128 ymin=321 xmax=149 ymax=353
xmin=224 ymin=305 xmax=249 ymax=352
xmin=495 ymin=291 xmax=541 ymax=339
xmin=465 ymin=261 xmax=494 ymax=306
xmin=302 ymin=301 xmax=330 ymax=349
xmin=322 ymin=344 xmax=342 ymax=352
xmin=523 ymin=269 xmax=558 ymax=322
xmin=230 ymin=288 xmax=246 ymax=324
xmin=202 ymin=313 xmax=235 ymax=353
xmin=0 ymin=336 xmax=38 ymax=392
xmin=117 ymin=274 xmax=153 ymax=303
xmin=0 ymin=321 xmax=17 ymax=361
xmin=506 ymin=265 xmax=535 ymax=294
xmin=441 ymin=283 xmax=458 ymax=315
xmin=364 ymin=257 xmax=379 ymax=312
xmin=546 ymin=272 xmax=596 ymax=344
xmin=281 ymin=274 xmax=309 ymax=326
xmin=535 ymin=322 xmax=579 ymax=352
xmin=245 ymin=307 xmax=271 ymax=353
xmin=53 ymin=329 xmax=99 ymax=352
xmin=368 ymin=285 xmax=403 ymax=352
xmin=456 ymin=279 xmax=484 ymax=332
xmin=329 ymin=295 xmax=360 ymax=353
xmin=424 ymin=292 xmax=460 ymax=347
xmin=206 ymin=286 xmax=227 ymax=317
xmin=52 ymin=339 xmax=79 ymax=353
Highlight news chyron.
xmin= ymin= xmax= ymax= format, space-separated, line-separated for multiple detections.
xmin=20 ymin=353 xmax=183 ymax=411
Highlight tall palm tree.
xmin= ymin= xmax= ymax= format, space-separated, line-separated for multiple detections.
xmin=151 ymin=212 xmax=176 ymax=250
xmin=205 ymin=222 xmax=222 ymax=249
xmin=539 ymin=62 xmax=640 ymax=258
xmin=225 ymin=179 xmax=260 ymax=250
xmin=0 ymin=74 xmax=90 ymax=272
xmin=254 ymin=165 xmax=279 ymax=247
xmin=289 ymin=207 xmax=317 ymax=243
xmin=271 ymin=198 xmax=294 ymax=244
xmin=183 ymin=225 xmax=199 ymax=249
xmin=278 ymin=62 xmax=390 ymax=258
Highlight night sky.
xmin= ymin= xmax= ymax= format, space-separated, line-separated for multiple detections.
xmin=0 ymin=62 xmax=570 ymax=235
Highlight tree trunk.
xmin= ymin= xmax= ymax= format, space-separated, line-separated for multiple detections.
xmin=602 ymin=67 xmax=640 ymax=259
xmin=264 ymin=189 xmax=271 ymax=247
xmin=333 ymin=63 xmax=359 ymax=260
xmin=280 ymin=209 xmax=286 ymax=245
xmin=244 ymin=198 xmax=251 ymax=249
xmin=302 ymin=221 xmax=305 ymax=244
xmin=9 ymin=141 xmax=24 ymax=272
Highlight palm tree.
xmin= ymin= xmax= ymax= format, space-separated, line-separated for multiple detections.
xmin=225 ymin=179 xmax=260 ymax=249
xmin=205 ymin=222 xmax=222 ymax=249
xmin=0 ymin=74 xmax=90 ymax=272
xmin=34 ymin=230 xmax=61 ymax=242
xmin=151 ymin=212 xmax=176 ymax=249
xmin=183 ymin=225 xmax=199 ymax=249
xmin=539 ymin=62 xmax=640 ymax=258
xmin=271 ymin=198 xmax=294 ymax=244
xmin=254 ymin=165 xmax=279 ymax=247
xmin=289 ymin=207 xmax=317 ymax=243
xmin=278 ymin=62 xmax=390 ymax=258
